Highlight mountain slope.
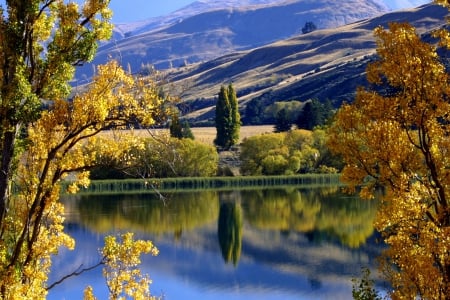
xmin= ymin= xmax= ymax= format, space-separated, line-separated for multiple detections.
xmin=75 ymin=0 xmax=389 ymax=83
xmin=163 ymin=3 xmax=447 ymax=124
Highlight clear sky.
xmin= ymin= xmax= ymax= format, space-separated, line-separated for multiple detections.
xmin=0 ymin=1 xmax=195 ymax=23
xmin=110 ymin=0 xmax=195 ymax=23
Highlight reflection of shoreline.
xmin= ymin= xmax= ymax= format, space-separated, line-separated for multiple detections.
xmin=50 ymin=221 xmax=381 ymax=300
xmin=53 ymin=187 xmax=383 ymax=299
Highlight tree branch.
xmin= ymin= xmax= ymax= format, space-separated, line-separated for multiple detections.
xmin=46 ymin=259 xmax=105 ymax=290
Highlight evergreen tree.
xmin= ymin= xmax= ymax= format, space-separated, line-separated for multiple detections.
xmin=228 ymin=84 xmax=240 ymax=146
xmin=215 ymin=86 xmax=231 ymax=148
xmin=296 ymin=99 xmax=333 ymax=130
xmin=215 ymin=84 xmax=240 ymax=149
xmin=169 ymin=112 xmax=183 ymax=139
xmin=302 ymin=21 xmax=317 ymax=34
xmin=244 ymin=98 xmax=264 ymax=124
xmin=170 ymin=112 xmax=194 ymax=140
xmin=182 ymin=121 xmax=194 ymax=140
xmin=274 ymin=108 xmax=292 ymax=132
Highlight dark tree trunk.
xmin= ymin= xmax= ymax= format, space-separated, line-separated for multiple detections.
xmin=0 ymin=129 xmax=17 ymax=229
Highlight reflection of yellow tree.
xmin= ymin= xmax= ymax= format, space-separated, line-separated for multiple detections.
xmin=315 ymin=193 xmax=378 ymax=248
xmin=244 ymin=189 xmax=321 ymax=232
xmin=218 ymin=202 xmax=243 ymax=266
xmin=76 ymin=191 xmax=219 ymax=235
xmin=243 ymin=187 xmax=377 ymax=248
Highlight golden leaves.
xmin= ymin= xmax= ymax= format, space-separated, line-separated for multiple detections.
xmin=329 ymin=9 xmax=450 ymax=299
xmin=99 ymin=233 xmax=159 ymax=300
xmin=0 ymin=1 xmax=164 ymax=298
xmin=0 ymin=59 xmax=165 ymax=298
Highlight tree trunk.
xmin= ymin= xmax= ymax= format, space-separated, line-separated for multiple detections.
xmin=0 ymin=129 xmax=17 ymax=229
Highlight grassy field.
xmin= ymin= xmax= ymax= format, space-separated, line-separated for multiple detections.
xmin=126 ymin=125 xmax=276 ymax=145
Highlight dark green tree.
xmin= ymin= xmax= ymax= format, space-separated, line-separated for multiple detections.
xmin=215 ymin=84 xmax=240 ymax=149
xmin=229 ymin=84 xmax=240 ymax=146
xmin=244 ymin=98 xmax=264 ymax=124
xmin=170 ymin=112 xmax=194 ymax=140
xmin=169 ymin=112 xmax=183 ymax=139
xmin=274 ymin=108 xmax=292 ymax=132
xmin=302 ymin=21 xmax=317 ymax=34
xmin=181 ymin=121 xmax=194 ymax=140
xmin=296 ymin=99 xmax=333 ymax=130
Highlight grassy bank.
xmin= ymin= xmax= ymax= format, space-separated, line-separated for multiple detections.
xmin=63 ymin=174 xmax=342 ymax=195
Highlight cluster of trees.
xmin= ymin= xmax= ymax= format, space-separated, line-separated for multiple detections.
xmin=240 ymin=128 xmax=342 ymax=176
xmin=244 ymin=98 xmax=334 ymax=131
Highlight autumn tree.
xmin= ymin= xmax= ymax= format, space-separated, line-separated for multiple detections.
xmin=215 ymin=84 xmax=240 ymax=149
xmin=0 ymin=1 xmax=164 ymax=298
xmin=329 ymin=2 xmax=450 ymax=298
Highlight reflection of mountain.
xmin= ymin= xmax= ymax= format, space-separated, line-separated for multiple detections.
xmin=72 ymin=191 xmax=219 ymax=235
xmin=218 ymin=202 xmax=243 ymax=266
xmin=243 ymin=187 xmax=377 ymax=247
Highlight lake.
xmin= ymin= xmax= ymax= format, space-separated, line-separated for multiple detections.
xmin=48 ymin=186 xmax=383 ymax=299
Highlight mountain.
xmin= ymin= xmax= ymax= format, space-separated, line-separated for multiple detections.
xmin=75 ymin=0 xmax=392 ymax=83
xmin=383 ymin=0 xmax=430 ymax=10
xmin=161 ymin=3 xmax=447 ymax=124
xmin=113 ymin=0 xmax=429 ymax=38
xmin=113 ymin=0 xmax=288 ymax=38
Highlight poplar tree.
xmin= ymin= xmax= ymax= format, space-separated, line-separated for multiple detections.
xmin=215 ymin=84 xmax=240 ymax=149
xmin=0 ymin=1 xmax=163 ymax=298
xmin=229 ymin=83 xmax=240 ymax=146
xmin=329 ymin=1 xmax=450 ymax=297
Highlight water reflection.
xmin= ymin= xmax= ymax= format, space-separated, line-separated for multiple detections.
xmin=218 ymin=201 xmax=243 ymax=266
xmin=50 ymin=187 xmax=382 ymax=299
xmin=243 ymin=187 xmax=377 ymax=248
xmin=73 ymin=191 xmax=219 ymax=235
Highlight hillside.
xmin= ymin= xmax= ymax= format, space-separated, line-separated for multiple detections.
xmin=75 ymin=0 xmax=391 ymax=83
xmin=163 ymin=3 xmax=448 ymax=124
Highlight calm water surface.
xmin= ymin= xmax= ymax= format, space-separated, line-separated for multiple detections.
xmin=48 ymin=186 xmax=383 ymax=299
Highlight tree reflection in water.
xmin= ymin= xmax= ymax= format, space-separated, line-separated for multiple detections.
xmin=72 ymin=191 xmax=219 ymax=236
xmin=218 ymin=201 xmax=243 ymax=266
xmin=56 ymin=186 xmax=383 ymax=300
xmin=242 ymin=187 xmax=378 ymax=248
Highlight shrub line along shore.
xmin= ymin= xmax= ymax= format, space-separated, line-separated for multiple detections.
xmin=64 ymin=174 xmax=343 ymax=195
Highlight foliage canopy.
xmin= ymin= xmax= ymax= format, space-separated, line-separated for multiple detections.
xmin=329 ymin=2 xmax=450 ymax=297
xmin=0 ymin=1 xmax=165 ymax=298
xmin=240 ymin=129 xmax=340 ymax=175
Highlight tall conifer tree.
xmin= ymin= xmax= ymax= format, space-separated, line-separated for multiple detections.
xmin=215 ymin=84 xmax=240 ymax=149
xmin=228 ymin=84 xmax=240 ymax=146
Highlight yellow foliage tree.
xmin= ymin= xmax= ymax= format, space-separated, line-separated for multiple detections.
xmin=0 ymin=1 xmax=164 ymax=298
xmin=329 ymin=1 xmax=450 ymax=298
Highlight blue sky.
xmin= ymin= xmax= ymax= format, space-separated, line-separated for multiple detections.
xmin=0 ymin=0 xmax=195 ymax=23
xmin=110 ymin=0 xmax=194 ymax=23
